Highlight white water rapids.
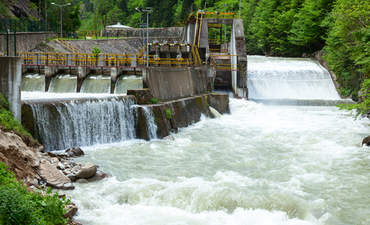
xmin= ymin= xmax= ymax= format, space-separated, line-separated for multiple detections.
xmin=20 ymin=56 xmax=369 ymax=225
xmin=247 ymin=56 xmax=341 ymax=100
xmin=63 ymin=99 xmax=369 ymax=225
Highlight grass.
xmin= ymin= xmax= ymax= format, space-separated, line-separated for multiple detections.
xmin=0 ymin=162 xmax=69 ymax=225
xmin=0 ymin=94 xmax=31 ymax=138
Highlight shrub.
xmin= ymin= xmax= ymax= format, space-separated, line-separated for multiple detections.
xmin=0 ymin=163 xmax=69 ymax=225
xmin=165 ymin=109 xmax=172 ymax=119
xmin=150 ymin=98 xmax=159 ymax=104
xmin=338 ymin=78 xmax=370 ymax=117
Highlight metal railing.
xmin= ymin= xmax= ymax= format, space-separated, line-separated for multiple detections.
xmin=19 ymin=52 xmax=195 ymax=67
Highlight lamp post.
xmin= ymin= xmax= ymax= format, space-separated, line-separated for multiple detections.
xmin=51 ymin=2 xmax=71 ymax=38
xmin=136 ymin=7 xmax=152 ymax=67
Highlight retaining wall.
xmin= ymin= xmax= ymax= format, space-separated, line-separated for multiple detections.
xmin=0 ymin=32 xmax=56 ymax=56
xmin=136 ymin=93 xmax=229 ymax=140
xmin=0 ymin=56 xmax=22 ymax=121
xmin=145 ymin=67 xmax=210 ymax=101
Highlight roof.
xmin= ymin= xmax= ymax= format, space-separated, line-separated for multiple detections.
xmin=106 ymin=22 xmax=132 ymax=29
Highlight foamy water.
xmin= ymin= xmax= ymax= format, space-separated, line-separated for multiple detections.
xmin=62 ymin=99 xmax=370 ymax=225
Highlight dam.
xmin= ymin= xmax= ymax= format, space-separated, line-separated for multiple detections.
xmin=0 ymin=10 xmax=368 ymax=225
xmin=56 ymin=56 xmax=368 ymax=225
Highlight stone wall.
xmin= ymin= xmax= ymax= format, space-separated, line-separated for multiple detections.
xmin=145 ymin=67 xmax=210 ymax=101
xmin=0 ymin=56 xmax=22 ymax=121
xmin=0 ymin=32 xmax=56 ymax=56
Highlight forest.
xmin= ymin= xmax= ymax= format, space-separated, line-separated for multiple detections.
xmin=6 ymin=0 xmax=370 ymax=105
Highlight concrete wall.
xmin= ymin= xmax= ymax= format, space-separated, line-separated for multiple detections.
xmin=0 ymin=57 xmax=22 ymax=121
xmin=0 ymin=32 xmax=56 ymax=56
xmin=145 ymin=67 xmax=209 ymax=100
xmin=102 ymin=27 xmax=184 ymax=39
xmin=136 ymin=93 xmax=229 ymax=140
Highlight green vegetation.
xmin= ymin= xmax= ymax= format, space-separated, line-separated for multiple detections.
xmin=165 ymin=108 xmax=172 ymax=119
xmin=338 ymin=79 xmax=370 ymax=116
xmin=0 ymin=94 xmax=31 ymax=138
xmin=0 ymin=162 xmax=69 ymax=225
xmin=0 ymin=0 xmax=8 ymax=17
xmin=324 ymin=0 xmax=369 ymax=100
xmin=150 ymin=98 xmax=159 ymax=104
xmin=3 ymin=0 xmax=369 ymax=114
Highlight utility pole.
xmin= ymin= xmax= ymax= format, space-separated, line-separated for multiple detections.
xmin=136 ymin=7 xmax=152 ymax=67
xmin=45 ymin=0 xmax=48 ymax=30
xmin=51 ymin=2 xmax=71 ymax=38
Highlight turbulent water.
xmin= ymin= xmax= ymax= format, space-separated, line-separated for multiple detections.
xmin=247 ymin=56 xmax=341 ymax=100
xmin=28 ymin=97 xmax=136 ymax=151
xmin=141 ymin=106 xmax=158 ymax=139
xmin=64 ymin=99 xmax=370 ymax=225
xmin=21 ymin=56 xmax=369 ymax=225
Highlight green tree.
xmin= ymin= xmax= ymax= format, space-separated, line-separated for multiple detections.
xmin=324 ymin=0 xmax=370 ymax=99
xmin=289 ymin=0 xmax=334 ymax=53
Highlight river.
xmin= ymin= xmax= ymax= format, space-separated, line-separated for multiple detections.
xmin=21 ymin=56 xmax=369 ymax=225
xmin=64 ymin=99 xmax=369 ymax=225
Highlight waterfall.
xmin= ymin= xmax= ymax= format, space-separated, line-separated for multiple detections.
xmin=49 ymin=75 xmax=77 ymax=93
xmin=29 ymin=97 xmax=136 ymax=151
xmin=115 ymin=76 xmax=143 ymax=94
xmin=21 ymin=74 xmax=45 ymax=92
xmin=141 ymin=106 xmax=158 ymax=139
xmin=81 ymin=76 xmax=111 ymax=93
xmin=247 ymin=56 xmax=341 ymax=101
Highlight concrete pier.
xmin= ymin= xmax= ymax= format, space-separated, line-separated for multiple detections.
xmin=0 ymin=57 xmax=22 ymax=121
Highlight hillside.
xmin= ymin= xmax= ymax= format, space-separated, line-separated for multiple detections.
xmin=0 ymin=0 xmax=39 ymax=19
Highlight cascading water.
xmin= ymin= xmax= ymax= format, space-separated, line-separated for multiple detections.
xmin=115 ymin=75 xmax=143 ymax=94
xmin=28 ymin=97 xmax=136 ymax=151
xmin=81 ymin=75 xmax=111 ymax=93
xmin=21 ymin=74 xmax=45 ymax=92
xmin=49 ymin=75 xmax=77 ymax=93
xmin=247 ymin=56 xmax=341 ymax=101
xmin=141 ymin=106 xmax=158 ymax=139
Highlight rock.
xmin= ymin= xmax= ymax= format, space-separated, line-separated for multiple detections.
xmin=362 ymin=136 xmax=370 ymax=146
xmin=67 ymin=174 xmax=77 ymax=182
xmin=87 ymin=170 xmax=109 ymax=182
xmin=62 ymin=183 xmax=75 ymax=190
xmin=66 ymin=147 xmax=85 ymax=157
xmin=39 ymin=160 xmax=72 ymax=189
xmin=75 ymin=163 xmax=97 ymax=179
xmin=76 ymin=178 xmax=88 ymax=184
xmin=64 ymin=203 xmax=78 ymax=220
xmin=57 ymin=162 xmax=65 ymax=170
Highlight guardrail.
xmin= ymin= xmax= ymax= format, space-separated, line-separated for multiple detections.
xmin=19 ymin=52 xmax=195 ymax=67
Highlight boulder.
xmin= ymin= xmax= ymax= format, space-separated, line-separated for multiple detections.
xmin=75 ymin=163 xmax=97 ymax=179
xmin=66 ymin=147 xmax=85 ymax=157
xmin=87 ymin=170 xmax=109 ymax=182
xmin=362 ymin=136 xmax=370 ymax=146
xmin=38 ymin=159 xmax=73 ymax=189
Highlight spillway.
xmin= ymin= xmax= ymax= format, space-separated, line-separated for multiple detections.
xmin=247 ymin=56 xmax=341 ymax=101
xmin=21 ymin=74 xmax=45 ymax=92
xmin=26 ymin=96 xmax=136 ymax=151
xmin=115 ymin=75 xmax=143 ymax=94
xmin=80 ymin=75 xmax=111 ymax=93
xmin=49 ymin=75 xmax=77 ymax=93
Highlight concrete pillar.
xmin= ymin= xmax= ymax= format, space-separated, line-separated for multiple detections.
xmin=0 ymin=57 xmax=22 ymax=121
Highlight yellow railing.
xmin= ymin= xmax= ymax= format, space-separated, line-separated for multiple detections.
xmin=19 ymin=52 xmax=195 ymax=67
